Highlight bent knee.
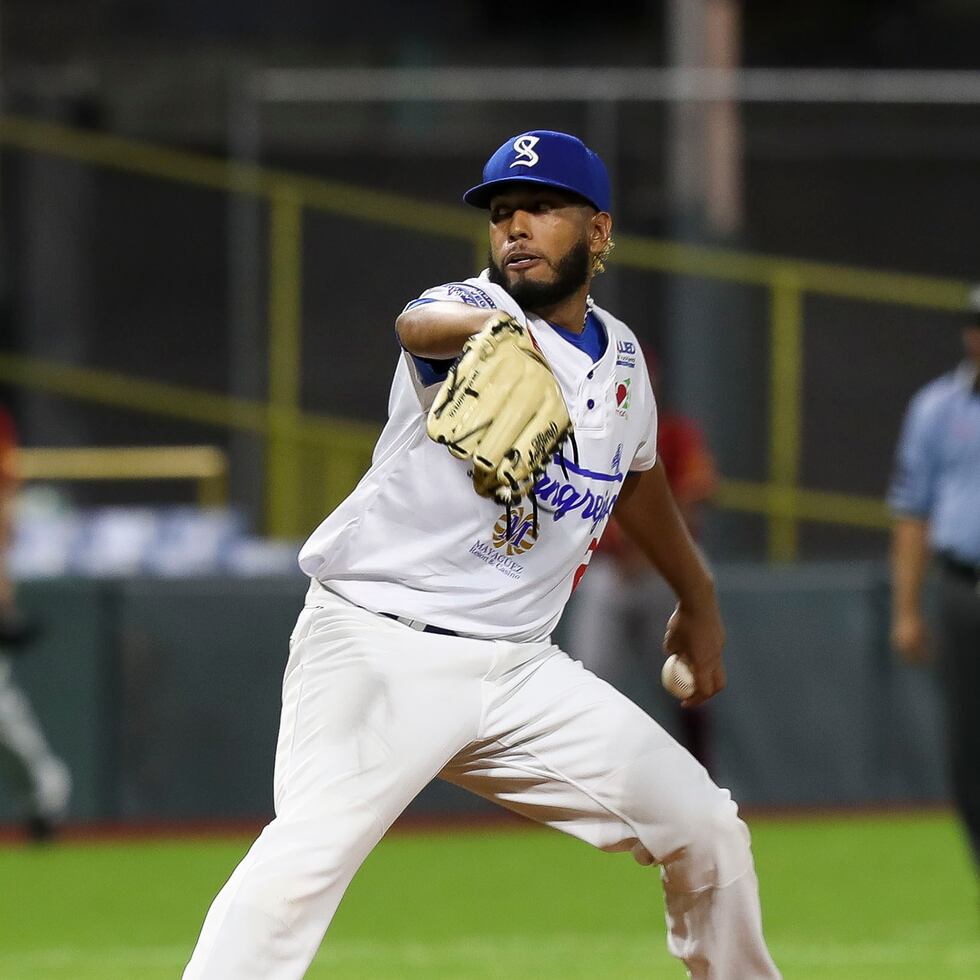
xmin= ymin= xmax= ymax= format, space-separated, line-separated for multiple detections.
xmin=656 ymin=791 xmax=753 ymax=893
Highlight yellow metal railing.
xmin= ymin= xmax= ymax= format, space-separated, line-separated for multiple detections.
xmin=0 ymin=351 xmax=376 ymax=531
xmin=19 ymin=446 xmax=230 ymax=506
xmin=266 ymin=188 xmax=306 ymax=537
xmin=0 ymin=115 xmax=972 ymax=555
xmin=767 ymin=271 xmax=805 ymax=560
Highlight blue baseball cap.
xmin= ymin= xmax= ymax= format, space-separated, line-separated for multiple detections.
xmin=463 ymin=130 xmax=611 ymax=213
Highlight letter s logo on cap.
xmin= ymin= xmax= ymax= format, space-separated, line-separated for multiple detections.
xmin=509 ymin=135 xmax=540 ymax=168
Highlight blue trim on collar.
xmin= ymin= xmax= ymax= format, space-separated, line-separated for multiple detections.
xmin=547 ymin=311 xmax=607 ymax=362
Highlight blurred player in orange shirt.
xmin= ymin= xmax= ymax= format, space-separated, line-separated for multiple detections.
xmin=0 ymin=405 xmax=71 ymax=840
xmin=565 ymin=350 xmax=719 ymax=767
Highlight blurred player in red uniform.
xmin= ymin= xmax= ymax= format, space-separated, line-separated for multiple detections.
xmin=0 ymin=406 xmax=71 ymax=840
xmin=566 ymin=350 xmax=719 ymax=766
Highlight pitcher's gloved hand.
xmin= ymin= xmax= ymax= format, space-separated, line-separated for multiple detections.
xmin=426 ymin=313 xmax=574 ymax=505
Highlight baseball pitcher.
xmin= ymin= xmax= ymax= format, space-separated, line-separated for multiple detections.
xmin=183 ymin=130 xmax=780 ymax=979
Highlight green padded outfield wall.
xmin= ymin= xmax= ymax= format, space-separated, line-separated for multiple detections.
xmin=0 ymin=564 xmax=949 ymax=827
xmin=0 ymin=579 xmax=116 ymax=823
xmin=114 ymin=575 xmax=309 ymax=821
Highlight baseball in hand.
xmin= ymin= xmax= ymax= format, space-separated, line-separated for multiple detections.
xmin=661 ymin=654 xmax=696 ymax=700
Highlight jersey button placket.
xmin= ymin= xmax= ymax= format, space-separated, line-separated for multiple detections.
xmin=575 ymin=368 xmax=606 ymax=430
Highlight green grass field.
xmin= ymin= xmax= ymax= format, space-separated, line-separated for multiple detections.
xmin=1 ymin=812 xmax=977 ymax=979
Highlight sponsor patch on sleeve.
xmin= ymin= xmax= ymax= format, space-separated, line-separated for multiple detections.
xmin=403 ymin=283 xmax=497 ymax=314
xmin=441 ymin=282 xmax=498 ymax=309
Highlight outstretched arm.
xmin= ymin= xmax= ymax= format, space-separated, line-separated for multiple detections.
xmin=614 ymin=462 xmax=725 ymax=705
xmin=396 ymin=302 xmax=497 ymax=360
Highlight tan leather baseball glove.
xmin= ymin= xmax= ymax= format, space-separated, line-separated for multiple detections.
xmin=426 ymin=313 xmax=574 ymax=508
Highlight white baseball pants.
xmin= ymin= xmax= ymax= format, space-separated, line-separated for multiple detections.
xmin=0 ymin=656 xmax=71 ymax=821
xmin=183 ymin=585 xmax=780 ymax=979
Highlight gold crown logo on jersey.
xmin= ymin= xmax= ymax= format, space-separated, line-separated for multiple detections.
xmin=492 ymin=506 xmax=539 ymax=557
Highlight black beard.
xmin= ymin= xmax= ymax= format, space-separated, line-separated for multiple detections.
xmin=487 ymin=240 xmax=591 ymax=313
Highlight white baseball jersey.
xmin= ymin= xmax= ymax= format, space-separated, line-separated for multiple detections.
xmin=298 ymin=273 xmax=658 ymax=642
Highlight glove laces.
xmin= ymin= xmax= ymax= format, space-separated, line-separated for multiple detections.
xmin=503 ymin=429 xmax=579 ymax=542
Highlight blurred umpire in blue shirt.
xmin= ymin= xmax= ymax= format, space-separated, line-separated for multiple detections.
xmin=888 ymin=289 xmax=980 ymax=868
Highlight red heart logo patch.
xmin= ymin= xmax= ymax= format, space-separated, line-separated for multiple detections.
xmin=616 ymin=383 xmax=628 ymax=406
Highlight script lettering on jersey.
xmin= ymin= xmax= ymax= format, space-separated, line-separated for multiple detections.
xmin=533 ymin=472 xmax=618 ymax=530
